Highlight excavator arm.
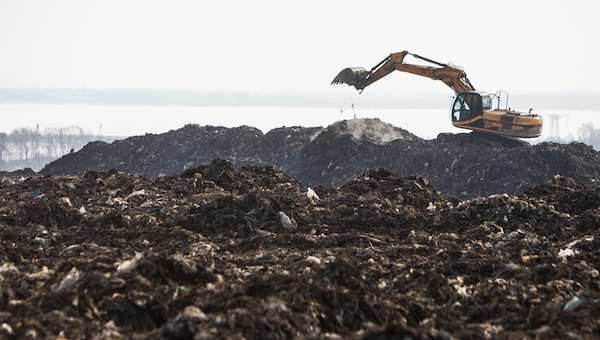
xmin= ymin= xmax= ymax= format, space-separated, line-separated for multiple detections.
xmin=331 ymin=50 xmax=543 ymax=139
xmin=332 ymin=51 xmax=475 ymax=94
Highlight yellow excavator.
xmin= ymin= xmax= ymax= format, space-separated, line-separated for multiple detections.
xmin=331 ymin=51 xmax=542 ymax=139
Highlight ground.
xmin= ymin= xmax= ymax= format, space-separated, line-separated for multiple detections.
xmin=1 ymin=119 xmax=600 ymax=339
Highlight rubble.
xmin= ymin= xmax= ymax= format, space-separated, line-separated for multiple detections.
xmin=1 ymin=157 xmax=600 ymax=338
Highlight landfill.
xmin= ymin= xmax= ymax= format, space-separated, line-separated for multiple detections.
xmin=37 ymin=118 xmax=600 ymax=200
xmin=0 ymin=118 xmax=600 ymax=339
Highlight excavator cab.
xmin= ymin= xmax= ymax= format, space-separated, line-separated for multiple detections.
xmin=451 ymin=91 xmax=542 ymax=138
xmin=451 ymin=92 xmax=491 ymax=123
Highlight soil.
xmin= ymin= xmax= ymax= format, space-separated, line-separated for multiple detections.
xmin=1 ymin=118 xmax=600 ymax=339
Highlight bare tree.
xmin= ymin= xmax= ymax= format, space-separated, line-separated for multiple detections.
xmin=2 ymin=125 xmax=105 ymax=171
xmin=8 ymin=127 xmax=39 ymax=168
xmin=49 ymin=126 xmax=86 ymax=156
xmin=577 ymin=123 xmax=600 ymax=150
xmin=41 ymin=127 xmax=59 ymax=159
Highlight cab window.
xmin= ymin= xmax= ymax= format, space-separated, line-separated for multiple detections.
xmin=482 ymin=95 xmax=492 ymax=111
xmin=452 ymin=93 xmax=481 ymax=122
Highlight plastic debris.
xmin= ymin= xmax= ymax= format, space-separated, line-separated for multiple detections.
xmin=279 ymin=211 xmax=297 ymax=229
xmin=307 ymin=256 xmax=321 ymax=265
xmin=125 ymin=189 xmax=146 ymax=201
xmin=558 ymin=248 xmax=575 ymax=258
xmin=60 ymin=197 xmax=72 ymax=207
xmin=117 ymin=253 xmax=143 ymax=272
xmin=307 ymin=187 xmax=320 ymax=201
xmin=563 ymin=297 xmax=585 ymax=312
xmin=54 ymin=267 xmax=82 ymax=291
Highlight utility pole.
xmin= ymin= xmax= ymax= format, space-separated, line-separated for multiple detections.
xmin=548 ymin=115 xmax=567 ymax=141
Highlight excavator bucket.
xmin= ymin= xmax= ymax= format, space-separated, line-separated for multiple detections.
xmin=331 ymin=67 xmax=368 ymax=90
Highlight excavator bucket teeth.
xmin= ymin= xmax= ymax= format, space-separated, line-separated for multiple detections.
xmin=331 ymin=67 xmax=367 ymax=90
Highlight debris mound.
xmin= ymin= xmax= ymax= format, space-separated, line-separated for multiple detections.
xmin=38 ymin=118 xmax=600 ymax=200
xmin=1 ymin=159 xmax=600 ymax=338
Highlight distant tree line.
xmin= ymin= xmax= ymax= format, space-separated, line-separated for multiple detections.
xmin=0 ymin=126 xmax=114 ymax=172
xmin=577 ymin=123 xmax=600 ymax=150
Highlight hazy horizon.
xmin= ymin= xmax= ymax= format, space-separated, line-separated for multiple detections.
xmin=2 ymin=88 xmax=599 ymax=112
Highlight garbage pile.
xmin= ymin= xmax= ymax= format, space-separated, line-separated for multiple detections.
xmin=1 ymin=158 xmax=600 ymax=339
xmin=37 ymin=118 xmax=600 ymax=200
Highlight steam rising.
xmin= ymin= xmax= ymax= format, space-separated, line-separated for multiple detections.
xmin=322 ymin=118 xmax=420 ymax=145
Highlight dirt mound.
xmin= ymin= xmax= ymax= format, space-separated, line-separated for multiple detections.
xmin=1 ymin=158 xmax=600 ymax=339
xmin=36 ymin=118 xmax=600 ymax=200
xmin=319 ymin=118 xmax=419 ymax=144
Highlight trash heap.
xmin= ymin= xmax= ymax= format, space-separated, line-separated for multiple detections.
xmin=1 ymin=158 xmax=600 ymax=339
xmin=37 ymin=118 xmax=600 ymax=200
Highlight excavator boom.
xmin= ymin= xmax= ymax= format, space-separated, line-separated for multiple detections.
xmin=331 ymin=51 xmax=475 ymax=94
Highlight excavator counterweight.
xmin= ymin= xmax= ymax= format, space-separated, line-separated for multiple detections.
xmin=331 ymin=51 xmax=542 ymax=139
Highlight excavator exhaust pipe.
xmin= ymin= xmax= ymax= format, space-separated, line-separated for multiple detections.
xmin=331 ymin=67 xmax=368 ymax=91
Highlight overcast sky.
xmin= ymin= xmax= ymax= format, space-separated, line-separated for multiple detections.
xmin=2 ymin=0 xmax=600 ymax=98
